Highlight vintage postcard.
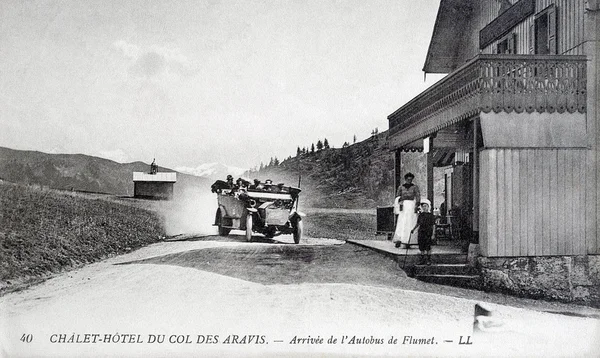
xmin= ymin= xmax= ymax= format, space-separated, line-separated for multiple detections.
xmin=1 ymin=0 xmax=599 ymax=357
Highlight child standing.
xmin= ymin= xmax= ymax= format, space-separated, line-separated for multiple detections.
xmin=410 ymin=199 xmax=436 ymax=265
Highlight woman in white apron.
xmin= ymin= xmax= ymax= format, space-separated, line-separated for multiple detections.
xmin=392 ymin=172 xmax=421 ymax=248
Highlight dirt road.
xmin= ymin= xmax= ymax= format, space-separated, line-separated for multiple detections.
xmin=1 ymin=234 xmax=599 ymax=357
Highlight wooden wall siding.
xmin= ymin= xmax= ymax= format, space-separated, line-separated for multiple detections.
xmin=587 ymin=9 xmax=600 ymax=256
xmin=478 ymin=0 xmax=585 ymax=56
xmin=479 ymin=148 xmax=592 ymax=257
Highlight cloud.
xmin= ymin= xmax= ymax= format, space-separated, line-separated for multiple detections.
xmin=113 ymin=40 xmax=192 ymax=79
xmin=151 ymin=45 xmax=188 ymax=65
xmin=113 ymin=40 xmax=140 ymax=59
xmin=132 ymin=51 xmax=167 ymax=77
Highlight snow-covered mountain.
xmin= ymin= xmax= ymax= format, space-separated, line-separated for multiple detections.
xmin=175 ymin=162 xmax=248 ymax=180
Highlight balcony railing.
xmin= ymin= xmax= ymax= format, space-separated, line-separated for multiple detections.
xmin=388 ymin=54 xmax=587 ymax=136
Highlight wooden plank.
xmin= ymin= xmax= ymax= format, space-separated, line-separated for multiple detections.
xmin=572 ymin=150 xmax=582 ymax=254
xmin=479 ymin=151 xmax=488 ymax=256
xmin=508 ymin=149 xmax=515 ymax=256
xmin=482 ymin=149 xmax=491 ymax=255
xmin=578 ymin=150 xmax=587 ymax=254
xmin=497 ymin=150 xmax=505 ymax=256
xmin=535 ymin=150 xmax=544 ymax=255
xmin=512 ymin=150 xmax=521 ymax=256
xmin=504 ymin=149 xmax=512 ymax=256
xmin=489 ymin=150 xmax=499 ymax=256
xmin=546 ymin=150 xmax=553 ymax=255
xmin=558 ymin=1 xmax=573 ymax=54
xmin=565 ymin=150 xmax=573 ymax=255
xmin=580 ymin=0 xmax=585 ymax=55
xmin=556 ymin=1 xmax=569 ymax=54
xmin=519 ymin=149 xmax=529 ymax=255
xmin=576 ymin=0 xmax=581 ymax=52
xmin=570 ymin=0 xmax=575 ymax=53
xmin=527 ymin=150 xmax=536 ymax=256
xmin=572 ymin=0 xmax=577 ymax=52
xmin=550 ymin=149 xmax=558 ymax=255
xmin=574 ymin=150 xmax=580 ymax=254
xmin=581 ymin=150 xmax=589 ymax=254
xmin=572 ymin=0 xmax=577 ymax=54
xmin=571 ymin=0 xmax=576 ymax=52
xmin=557 ymin=149 xmax=566 ymax=255
xmin=579 ymin=150 xmax=586 ymax=255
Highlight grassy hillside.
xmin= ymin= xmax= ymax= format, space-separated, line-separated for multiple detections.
xmin=0 ymin=146 xmax=208 ymax=196
xmin=251 ymin=131 xmax=428 ymax=209
xmin=0 ymin=181 xmax=165 ymax=292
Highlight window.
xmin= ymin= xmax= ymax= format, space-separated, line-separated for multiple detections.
xmin=530 ymin=5 xmax=557 ymax=55
xmin=497 ymin=33 xmax=517 ymax=54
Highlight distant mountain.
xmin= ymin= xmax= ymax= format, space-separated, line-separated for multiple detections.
xmin=0 ymin=147 xmax=209 ymax=196
xmin=176 ymin=162 xmax=248 ymax=180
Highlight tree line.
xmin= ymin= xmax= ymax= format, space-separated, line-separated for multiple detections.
xmin=253 ymin=129 xmax=380 ymax=173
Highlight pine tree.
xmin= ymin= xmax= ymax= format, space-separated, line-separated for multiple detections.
xmin=274 ymin=157 xmax=280 ymax=166
xmin=353 ymin=135 xmax=357 ymax=144
xmin=316 ymin=140 xmax=323 ymax=151
xmin=310 ymin=143 xmax=315 ymax=153
xmin=324 ymin=138 xmax=330 ymax=149
xmin=296 ymin=146 xmax=301 ymax=157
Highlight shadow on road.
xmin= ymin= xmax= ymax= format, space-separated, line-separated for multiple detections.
xmin=115 ymin=242 xmax=405 ymax=286
xmin=113 ymin=238 xmax=600 ymax=318
xmin=165 ymin=233 xmax=297 ymax=245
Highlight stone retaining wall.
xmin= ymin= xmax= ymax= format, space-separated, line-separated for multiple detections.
xmin=478 ymin=255 xmax=600 ymax=307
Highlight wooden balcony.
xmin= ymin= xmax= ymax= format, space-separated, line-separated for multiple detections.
xmin=388 ymin=54 xmax=587 ymax=147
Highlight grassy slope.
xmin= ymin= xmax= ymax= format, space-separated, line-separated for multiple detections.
xmin=252 ymin=131 xmax=428 ymax=208
xmin=0 ymin=181 xmax=165 ymax=289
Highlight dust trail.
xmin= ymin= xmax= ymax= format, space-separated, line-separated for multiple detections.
xmin=160 ymin=186 xmax=218 ymax=237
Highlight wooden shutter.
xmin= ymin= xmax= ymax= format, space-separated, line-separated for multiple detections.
xmin=529 ymin=22 xmax=535 ymax=54
xmin=547 ymin=5 xmax=557 ymax=54
xmin=508 ymin=33 xmax=517 ymax=54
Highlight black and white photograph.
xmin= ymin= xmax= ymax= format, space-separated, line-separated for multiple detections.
xmin=1 ymin=0 xmax=599 ymax=357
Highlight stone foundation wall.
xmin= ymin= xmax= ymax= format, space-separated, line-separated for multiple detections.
xmin=478 ymin=255 xmax=600 ymax=307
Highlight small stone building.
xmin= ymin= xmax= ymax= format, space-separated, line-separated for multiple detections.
xmin=132 ymin=171 xmax=177 ymax=200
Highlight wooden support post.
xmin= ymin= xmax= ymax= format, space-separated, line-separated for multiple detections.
xmin=394 ymin=149 xmax=402 ymax=197
xmin=427 ymin=138 xmax=434 ymax=205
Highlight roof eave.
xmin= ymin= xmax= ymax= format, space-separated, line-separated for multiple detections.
xmin=422 ymin=0 xmax=473 ymax=74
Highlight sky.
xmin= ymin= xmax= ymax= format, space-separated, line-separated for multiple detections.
xmin=0 ymin=0 xmax=444 ymax=171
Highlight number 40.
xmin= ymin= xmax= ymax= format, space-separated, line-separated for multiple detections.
xmin=20 ymin=334 xmax=33 ymax=343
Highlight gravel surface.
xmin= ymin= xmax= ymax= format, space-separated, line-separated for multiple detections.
xmin=1 ymin=236 xmax=599 ymax=357
xmin=157 ymin=234 xmax=600 ymax=317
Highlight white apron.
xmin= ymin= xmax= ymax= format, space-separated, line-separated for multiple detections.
xmin=392 ymin=199 xmax=418 ymax=245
